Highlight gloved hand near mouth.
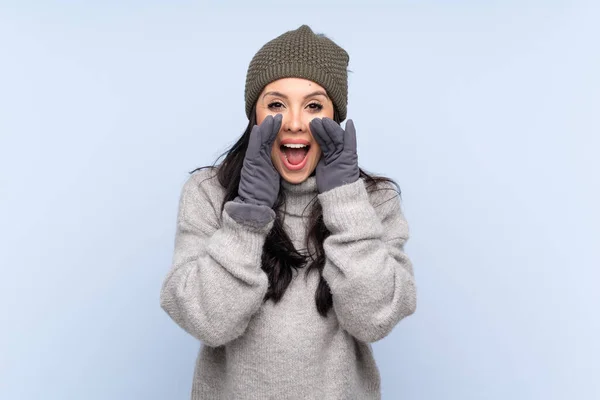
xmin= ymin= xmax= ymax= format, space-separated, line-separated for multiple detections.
xmin=225 ymin=114 xmax=283 ymax=228
xmin=309 ymin=117 xmax=360 ymax=194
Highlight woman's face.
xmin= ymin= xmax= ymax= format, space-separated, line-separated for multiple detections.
xmin=256 ymin=77 xmax=335 ymax=184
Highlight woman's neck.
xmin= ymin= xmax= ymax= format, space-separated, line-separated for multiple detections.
xmin=280 ymin=175 xmax=318 ymax=217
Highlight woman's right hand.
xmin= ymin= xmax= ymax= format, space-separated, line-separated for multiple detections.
xmin=237 ymin=113 xmax=282 ymax=208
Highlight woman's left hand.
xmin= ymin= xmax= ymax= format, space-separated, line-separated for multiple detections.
xmin=309 ymin=117 xmax=360 ymax=193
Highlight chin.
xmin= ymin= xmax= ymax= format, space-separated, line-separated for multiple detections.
xmin=275 ymin=158 xmax=317 ymax=184
xmin=279 ymin=169 xmax=313 ymax=184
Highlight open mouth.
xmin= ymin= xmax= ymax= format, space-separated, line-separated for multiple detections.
xmin=280 ymin=144 xmax=311 ymax=171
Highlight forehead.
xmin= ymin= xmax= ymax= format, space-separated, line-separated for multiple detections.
xmin=261 ymin=77 xmax=326 ymax=94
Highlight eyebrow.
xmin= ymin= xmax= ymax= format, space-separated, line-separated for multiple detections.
xmin=262 ymin=90 xmax=330 ymax=100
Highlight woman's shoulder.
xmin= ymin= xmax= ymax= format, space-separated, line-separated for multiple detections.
xmin=178 ymin=166 xmax=226 ymax=218
xmin=186 ymin=166 xmax=222 ymax=189
xmin=364 ymin=176 xmax=402 ymax=205
xmin=364 ymin=176 xmax=407 ymax=221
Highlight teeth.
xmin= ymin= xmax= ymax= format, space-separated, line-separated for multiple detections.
xmin=282 ymin=143 xmax=308 ymax=148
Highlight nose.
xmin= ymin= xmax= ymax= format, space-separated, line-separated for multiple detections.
xmin=282 ymin=111 xmax=305 ymax=133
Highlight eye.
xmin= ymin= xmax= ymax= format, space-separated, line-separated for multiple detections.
xmin=268 ymin=101 xmax=284 ymax=110
xmin=308 ymin=102 xmax=324 ymax=112
xmin=267 ymin=101 xmax=324 ymax=112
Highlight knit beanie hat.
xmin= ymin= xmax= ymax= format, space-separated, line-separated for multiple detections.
xmin=244 ymin=24 xmax=350 ymax=121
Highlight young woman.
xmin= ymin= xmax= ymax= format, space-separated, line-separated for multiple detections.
xmin=160 ymin=24 xmax=417 ymax=400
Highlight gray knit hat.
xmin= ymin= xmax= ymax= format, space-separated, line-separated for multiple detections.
xmin=244 ymin=24 xmax=350 ymax=121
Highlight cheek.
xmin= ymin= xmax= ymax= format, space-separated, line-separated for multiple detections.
xmin=311 ymin=142 xmax=322 ymax=161
xmin=255 ymin=106 xmax=266 ymax=125
xmin=270 ymin=144 xmax=280 ymax=165
xmin=255 ymin=104 xmax=276 ymax=126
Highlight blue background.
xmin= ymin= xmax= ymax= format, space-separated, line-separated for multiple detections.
xmin=1 ymin=1 xmax=598 ymax=399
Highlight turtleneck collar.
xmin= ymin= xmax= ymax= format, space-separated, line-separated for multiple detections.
xmin=280 ymin=175 xmax=319 ymax=217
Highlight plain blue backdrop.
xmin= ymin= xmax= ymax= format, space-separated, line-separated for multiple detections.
xmin=1 ymin=1 xmax=598 ymax=399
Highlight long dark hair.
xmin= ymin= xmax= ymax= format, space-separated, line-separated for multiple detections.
xmin=191 ymin=104 xmax=401 ymax=317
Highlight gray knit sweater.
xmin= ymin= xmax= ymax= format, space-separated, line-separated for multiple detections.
xmin=160 ymin=167 xmax=416 ymax=400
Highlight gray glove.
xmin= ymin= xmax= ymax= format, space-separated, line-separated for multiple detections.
xmin=237 ymin=113 xmax=282 ymax=207
xmin=309 ymin=117 xmax=360 ymax=193
xmin=225 ymin=114 xmax=282 ymax=228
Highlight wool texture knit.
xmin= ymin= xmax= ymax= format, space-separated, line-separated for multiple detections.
xmin=160 ymin=167 xmax=417 ymax=400
xmin=244 ymin=24 xmax=350 ymax=121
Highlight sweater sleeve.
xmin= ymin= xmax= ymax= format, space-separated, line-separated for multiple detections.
xmin=159 ymin=171 xmax=273 ymax=347
xmin=317 ymin=178 xmax=417 ymax=343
